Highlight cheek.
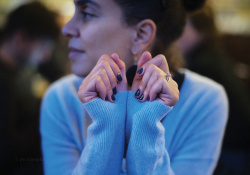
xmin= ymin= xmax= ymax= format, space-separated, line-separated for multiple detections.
xmin=80 ymin=21 xmax=132 ymax=60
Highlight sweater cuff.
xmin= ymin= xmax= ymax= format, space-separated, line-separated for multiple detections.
xmin=127 ymin=91 xmax=172 ymax=122
xmin=83 ymin=91 xmax=128 ymax=122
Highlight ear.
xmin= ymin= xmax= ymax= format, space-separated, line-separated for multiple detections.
xmin=131 ymin=19 xmax=156 ymax=55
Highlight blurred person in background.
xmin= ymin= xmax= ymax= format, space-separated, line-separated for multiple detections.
xmin=178 ymin=6 xmax=250 ymax=174
xmin=0 ymin=2 xmax=60 ymax=174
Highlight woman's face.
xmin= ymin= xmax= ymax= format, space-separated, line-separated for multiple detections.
xmin=62 ymin=0 xmax=134 ymax=77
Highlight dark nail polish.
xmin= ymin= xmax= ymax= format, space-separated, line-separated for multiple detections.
xmin=117 ymin=73 xmax=122 ymax=82
xmin=137 ymin=68 xmax=143 ymax=75
xmin=147 ymin=96 xmax=150 ymax=101
xmin=135 ymin=89 xmax=140 ymax=97
xmin=105 ymin=96 xmax=108 ymax=101
xmin=113 ymin=87 xmax=117 ymax=95
xmin=139 ymin=94 xmax=144 ymax=100
xmin=111 ymin=94 xmax=116 ymax=101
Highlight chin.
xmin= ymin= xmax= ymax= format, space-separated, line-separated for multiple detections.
xmin=71 ymin=65 xmax=90 ymax=77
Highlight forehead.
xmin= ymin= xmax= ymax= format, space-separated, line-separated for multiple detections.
xmin=74 ymin=0 xmax=123 ymax=19
xmin=74 ymin=0 xmax=100 ymax=7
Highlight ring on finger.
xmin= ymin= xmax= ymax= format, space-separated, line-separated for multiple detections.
xmin=166 ymin=72 xmax=172 ymax=83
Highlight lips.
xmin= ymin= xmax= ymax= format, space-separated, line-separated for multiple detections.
xmin=68 ymin=47 xmax=85 ymax=59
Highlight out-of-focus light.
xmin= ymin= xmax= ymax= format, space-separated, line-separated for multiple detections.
xmin=60 ymin=1 xmax=74 ymax=17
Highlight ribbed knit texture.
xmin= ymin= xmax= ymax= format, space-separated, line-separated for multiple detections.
xmin=72 ymin=91 xmax=127 ymax=175
xmin=126 ymin=91 xmax=173 ymax=175
xmin=40 ymin=69 xmax=228 ymax=175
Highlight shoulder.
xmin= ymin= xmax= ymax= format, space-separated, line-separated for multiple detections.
xmin=178 ymin=69 xmax=228 ymax=123
xmin=41 ymin=74 xmax=84 ymax=112
xmin=180 ymin=69 xmax=227 ymax=101
xmin=40 ymin=74 xmax=85 ymax=124
xmin=43 ymin=74 xmax=83 ymax=101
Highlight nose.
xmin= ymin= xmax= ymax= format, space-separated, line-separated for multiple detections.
xmin=62 ymin=17 xmax=79 ymax=38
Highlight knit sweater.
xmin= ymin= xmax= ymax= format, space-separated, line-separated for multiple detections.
xmin=40 ymin=69 xmax=228 ymax=175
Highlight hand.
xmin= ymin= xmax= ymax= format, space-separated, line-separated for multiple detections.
xmin=78 ymin=53 xmax=127 ymax=103
xmin=131 ymin=52 xmax=179 ymax=107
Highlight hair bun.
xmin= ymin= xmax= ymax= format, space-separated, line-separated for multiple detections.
xmin=182 ymin=0 xmax=206 ymax=12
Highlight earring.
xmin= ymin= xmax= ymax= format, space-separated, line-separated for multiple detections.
xmin=134 ymin=55 xmax=138 ymax=65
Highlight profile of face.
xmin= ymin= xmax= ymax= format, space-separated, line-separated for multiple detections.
xmin=62 ymin=0 xmax=136 ymax=77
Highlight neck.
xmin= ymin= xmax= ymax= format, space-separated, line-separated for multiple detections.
xmin=0 ymin=42 xmax=17 ymax=69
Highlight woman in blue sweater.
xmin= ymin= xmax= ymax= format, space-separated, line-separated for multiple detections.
xmin=40 ymin=0 xmax=228 ymax=174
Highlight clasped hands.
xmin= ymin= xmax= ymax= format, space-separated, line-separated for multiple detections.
xmin=78 ymin=51 xmax=179 ymax=107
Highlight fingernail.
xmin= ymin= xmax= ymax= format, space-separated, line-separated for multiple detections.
xmin=135 ymin=89 xmax=140 ymax=97
xmin=137 ymin=68 xmax=143 ymax=75
xmin=113 ymin=87 xmax=117 ymax=95
xmin=105 ymin=96 xmax=108 ymax=101
xmin=139 ymin=94 xmax=144 ymax=100
xmin=117 ymin=73 xmax=122 ymax=82
xmin=111 ymin=94 xmax=116 ymax=101
xmin=147 ymin=96 xmax=150 ymax=101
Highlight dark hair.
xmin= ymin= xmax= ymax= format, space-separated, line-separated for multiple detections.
xmin=114 ymin=0 xmax=206 ymax=71
xmin=2 ymin=2 xmax=60 ymax=41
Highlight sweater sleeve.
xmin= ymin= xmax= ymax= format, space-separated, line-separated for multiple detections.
xmin=40 ymin=88 xmax=128 ymax=175
xmin=126 ymin=91 xmax=174 ymax=175
xmin=125 ymin=88 xmax=228 ymax=175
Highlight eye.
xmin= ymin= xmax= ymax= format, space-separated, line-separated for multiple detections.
xmin=81 ymin=11 xmax=94 ymax=21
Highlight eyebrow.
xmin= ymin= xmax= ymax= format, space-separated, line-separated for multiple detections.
xmin=75 ymin=0 xmax=100 ymax=8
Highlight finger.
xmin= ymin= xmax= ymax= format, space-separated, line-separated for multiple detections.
xmin=136 ymin=65 xmax=165 ymax=99
xmin=131 ymin=52 xmax=152 ymax=92
xmin=138 ymin=86 xmax=150 ymax=102
xmin=95 ymin=68 xmax=115 ymax=102
xmin=78 ymin=75 xmax=107 ymax=103
xmin=97 ymin=54 xmax=123 ymax=82
xmin=139 ymin=71 xmax=166 ymax=102
xmin=149 ymin=77 xmax=170 ymax=102
xmin=137 ymin=51 xmax=153 ymax=68
xmin=91 ymin=59 xmax=117 ymax=89
xmin=94 ymin=75 xmax=108 ymax=101
xmin=111 ymin=53 xmax=128 ymax=92
xmin=138 ymin=54 xmax=170 ymax=75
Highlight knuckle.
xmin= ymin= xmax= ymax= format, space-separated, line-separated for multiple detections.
xmin=153 ymin=70 xmax=161 ymax=77
xmin=148 ymin=64 xmax=156 ymax=70
xmin=140 ymin=79 xmax=147 ymax=87
xmin=99 ymin=60 xmax=109 ymax=67
xmin=95 ymin=75 xmax=102 ymax=82
xmin=158 ymin=54 xmax=166 ymax=61
xmin=99 ymin=54 xmax=109 ymax=61
xmin=159 ymin=76 xmax=165 ymax=82
xmin=98 ymin=68 xmax=106 ymax=76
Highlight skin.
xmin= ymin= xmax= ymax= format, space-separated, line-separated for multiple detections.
xmin=63 ymin=0 xmax=179 ymax=106
xmin=62 ymin=0 xmax=134 ymax=77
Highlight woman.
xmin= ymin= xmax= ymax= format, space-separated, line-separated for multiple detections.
xmin=40 ymin=0 xmax=228 ymax=174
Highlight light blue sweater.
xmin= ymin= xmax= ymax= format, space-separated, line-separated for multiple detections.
xmin=40 ymin=69 xmax=228 ymax=175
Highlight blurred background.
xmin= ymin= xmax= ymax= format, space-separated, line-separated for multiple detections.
xmin=0 ymin=0 xmax=249 ymax=174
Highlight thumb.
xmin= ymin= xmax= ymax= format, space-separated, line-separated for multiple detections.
xmin=137 ymin=51 xmax=152 ymax=69
xmin=111 ymin=53 xmax=127 ymax=92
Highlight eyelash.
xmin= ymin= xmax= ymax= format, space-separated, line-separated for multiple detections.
xmin=81 ymin=11 xmax=94 ymax=21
